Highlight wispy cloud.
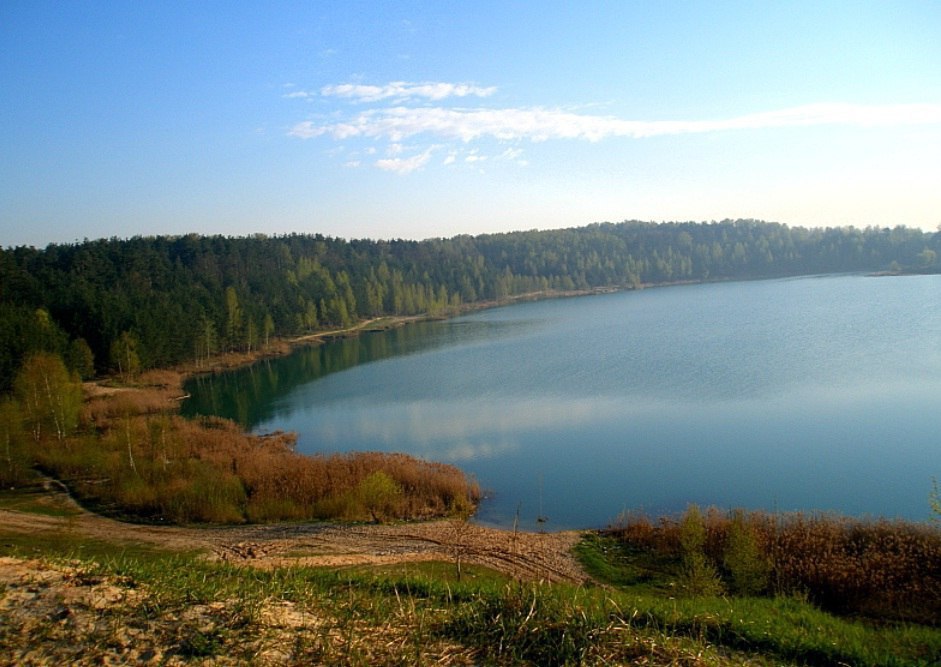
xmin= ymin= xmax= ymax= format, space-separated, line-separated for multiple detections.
xmin=320 ymin=81 xmax=497 ymax=103
xmin=375 ymin=148 xmax=434 ymax=174
xmin=287 ymin=81 xmax=941 ymax=174
xmin=290 ymin=102 xmax=941 ymax=143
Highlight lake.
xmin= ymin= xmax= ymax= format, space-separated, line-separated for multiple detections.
xmin=183 ymin=274 xmax=941 ymax=530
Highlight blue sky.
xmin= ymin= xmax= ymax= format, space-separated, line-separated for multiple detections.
xmin=2 ymin=1 xmax=940 ymax=247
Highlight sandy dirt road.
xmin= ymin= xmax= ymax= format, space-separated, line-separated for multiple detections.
xmin=0 ymin=484 xmax=589 ymax=584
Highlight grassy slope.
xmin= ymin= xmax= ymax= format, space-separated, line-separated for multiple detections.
xmin=3 ymin=493 xmax=941 ymax=666
xmin=575 ymin=533 xmax=941 ymax=667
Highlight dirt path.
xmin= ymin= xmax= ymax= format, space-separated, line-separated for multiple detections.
xmin=0 ymin=484 xmax=589 ymax=584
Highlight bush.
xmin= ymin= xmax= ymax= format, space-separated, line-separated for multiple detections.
xmin=607 ymin=508 xmax=941 ymax=623
xmin=0 ymin=398 xmax=30 ymax=487
xmin=354 ymin=471 xmax=403 ymax=523
xmin=677 ymin=504 xmax=724 ymax=597
xmin=723 ymin=509 xmax=770 ymax=596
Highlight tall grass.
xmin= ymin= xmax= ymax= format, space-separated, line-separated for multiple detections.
xmin=606 ymin=506 xmax=941 ymax=625
xmin=29 ymin=409 xmax=479 ymax=524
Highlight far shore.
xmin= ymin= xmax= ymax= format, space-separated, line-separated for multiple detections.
xmin=94 ymin=285 xmax=629 ymax=402
xmin=114 ymin=270 xmax=929 ymax=397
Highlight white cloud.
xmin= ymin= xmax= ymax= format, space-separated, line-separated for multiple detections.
xmin=375 ymin=148 xmax=434 ymax=174
xmin=291 ymin=102 xmax=941 ymax=144
xmin=287 ymin=83 xmax=941 ymax=177
xmin=321 ymin=81 xmax=497 ymax=103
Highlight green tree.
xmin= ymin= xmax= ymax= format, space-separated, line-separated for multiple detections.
xmin=723 ymin=510 xmax=770 ymax=595
xmin=246 ymin=317 xmax=258 ymax=353
xmin=678 ymin=504 xmax=724 ymax=596
xmin=110 ymin=331 xmax=141 ymax=381
xmin=32 ymin=308 xmax=68 ymax=355
xmin=197 ymin=315 xmax=217 ymax=366
xmin=67 ymin=338 xmax=96 ymax=380
xmin=918 ymin=247 xmax=937 ymax=268
xmin=262 ymin=313 xmax=275 ymax=348
xmin=14 ymin=352 xmax=82 ymax=443
xmin=304 ymin=301 xmax=319 ymax=331
xmin=356 ymin=471 xmax=403 ymax=523
xmin=225 ymin=286 xmax=242 ymax=351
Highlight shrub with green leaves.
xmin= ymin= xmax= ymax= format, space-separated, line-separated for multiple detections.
xmin=723 ymin=509 xmax=770 ymax=596
xmin=678 ymin=504 xmax=724 ymax=596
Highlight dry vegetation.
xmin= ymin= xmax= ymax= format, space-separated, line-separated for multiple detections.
xmin=6 ymin=359 xmax=479 ymax=527
xmin=607 ymin=506 xmax=941 ymax=625
xmin=41 ymin=409 xmax=479 ymax=525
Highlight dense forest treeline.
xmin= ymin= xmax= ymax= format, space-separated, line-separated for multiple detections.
xmin=2 ymin=219 xmax=939 ymax=390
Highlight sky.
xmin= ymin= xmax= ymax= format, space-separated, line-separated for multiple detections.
xmin=2 ymin=1 xmax=940 ymax=248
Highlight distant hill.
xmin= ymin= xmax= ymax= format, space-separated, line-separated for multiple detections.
xmin=2 ymin=219 xmax=938 ymax=389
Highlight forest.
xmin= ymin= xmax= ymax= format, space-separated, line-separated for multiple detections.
xmin=2 ymin=219 xmax=939 ymax=391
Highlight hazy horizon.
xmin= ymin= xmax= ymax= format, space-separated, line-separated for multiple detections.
xmin=4 ymin=216 xmax=940 ymax=252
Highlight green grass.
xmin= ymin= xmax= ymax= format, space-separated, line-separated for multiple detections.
xmin=0 ymin=527 xmax=191 ymax=565
xmin=0 ymin=476 xmax=82 ymax=518
xmin=624 ymin=593 xmax=941 ymax=666
xmin=576 ymin=532 xmax=941 ymax=667
xmin=574 ymin=532 xmax=677 ymax=592
xmin=351 ymin=559 xmax=511 ymax=584
xmin=3 ymin=521 xmax=941 ymax=666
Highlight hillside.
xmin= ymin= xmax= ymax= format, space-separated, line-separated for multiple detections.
xmin=3 ymin=219 xmax=939 ymax=390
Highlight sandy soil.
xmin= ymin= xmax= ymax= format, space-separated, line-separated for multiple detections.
xmin=0 ymin=481 xmax=589 ymax=584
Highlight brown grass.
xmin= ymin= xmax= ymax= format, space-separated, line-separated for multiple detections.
xmin=33 ymin=409 xmax=479 ymax=526
xmin=2 ymin=348 xmax=472 ymax=528
xmin=82 ymin=369 xmax=186 ymax=427
xmin=608 ymin=507 xmax=941 ymax=624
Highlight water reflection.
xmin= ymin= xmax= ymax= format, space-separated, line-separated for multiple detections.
xmin=182 ymin=319 xmax=534 ymax=426
xmin=184 ymin=275 xmax=941 ymax=528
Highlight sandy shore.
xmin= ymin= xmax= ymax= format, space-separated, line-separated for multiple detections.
xmin=0 ymin=481 xmax=589 ymax=584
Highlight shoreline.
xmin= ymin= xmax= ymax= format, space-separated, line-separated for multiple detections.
xmin=0 ymin=477 xmax=589 ymax=583
xmin=171 ymin=269 xmax=936 ymax=386
xmin=129 ymin=270 xmax=890 ymax=392
xmin=101 ymin=285 xmax=630 ymax=401
xmin=83 ymin=271 xmax=932 ymax=531
xmin=76 ymin=285 xmax=635 ymax=535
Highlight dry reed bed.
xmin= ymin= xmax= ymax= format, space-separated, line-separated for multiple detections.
xmin=608 ymin=507 xmax=941 ymax=624
xmin=38 ymin=376 xmax=481 ymax=525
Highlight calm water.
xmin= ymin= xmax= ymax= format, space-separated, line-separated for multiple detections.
xmin=184 ymin=274 xmax=941 ymax=530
